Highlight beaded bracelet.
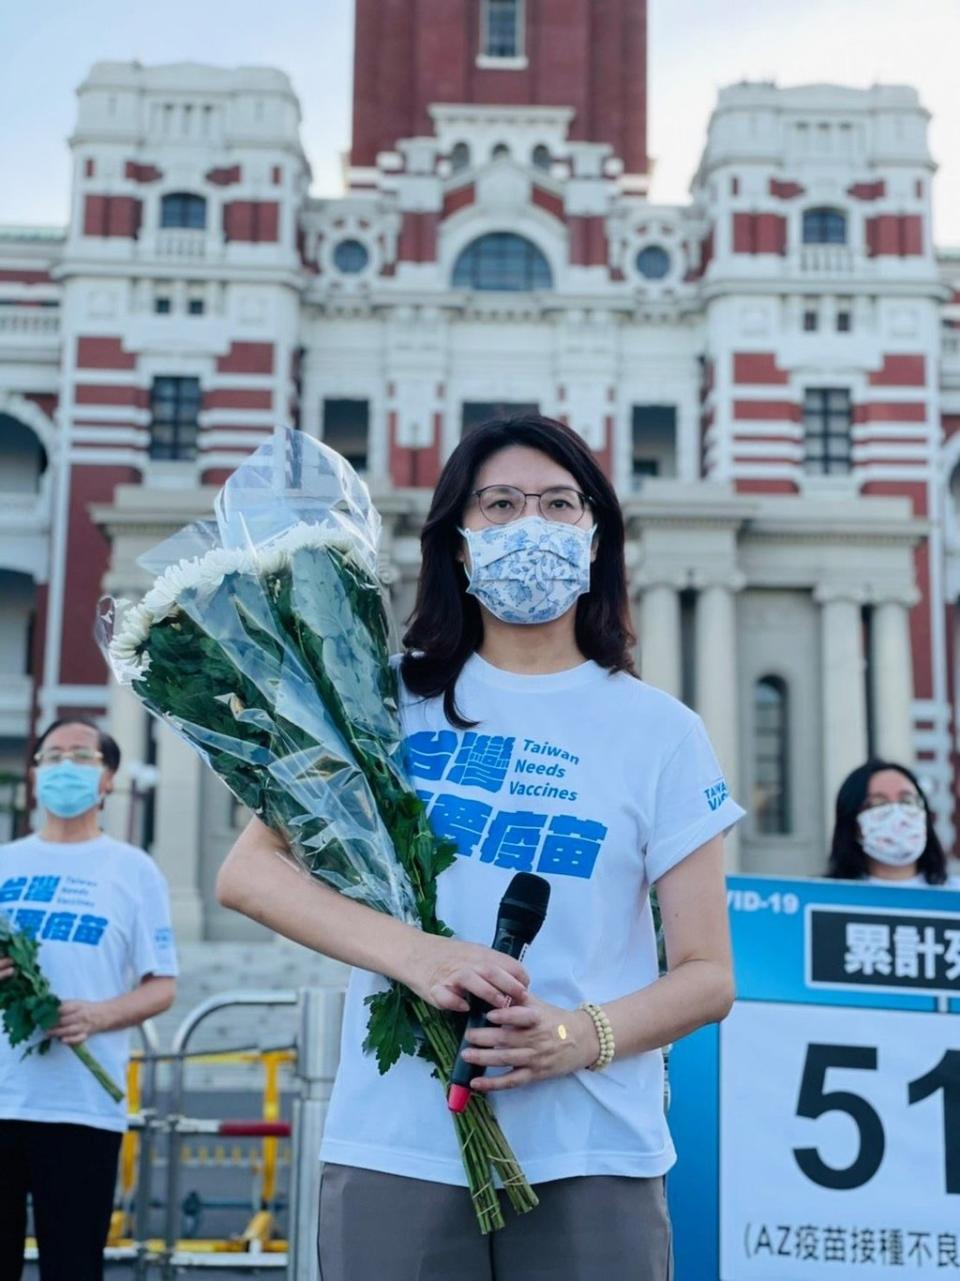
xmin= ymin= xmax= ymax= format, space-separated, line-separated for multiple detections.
xmin=578 ymin=1001 xmax=616 ymax=1071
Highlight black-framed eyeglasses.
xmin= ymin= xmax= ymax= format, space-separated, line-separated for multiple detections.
xmin=34 ymin=748 xmax=104 ymax=767
xmin=472 ymin=485 xmax=591 ymax=526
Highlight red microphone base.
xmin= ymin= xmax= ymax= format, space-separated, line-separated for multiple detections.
xmin=447 ymin=1084 xmax=472 ymax=1113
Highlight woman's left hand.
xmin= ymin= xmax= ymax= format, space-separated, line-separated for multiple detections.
xmin=461 ymin=992 xmax=600 ymax=1093
xmin=48 ymin=1000 xmax=106 ymax=1046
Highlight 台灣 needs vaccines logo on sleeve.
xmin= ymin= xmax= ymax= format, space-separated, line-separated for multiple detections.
xmin=704 ymin=778 xmax=730 ymax=812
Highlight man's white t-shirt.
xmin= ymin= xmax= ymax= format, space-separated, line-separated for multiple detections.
xmin=320 ymin=654 xmax=745 ymax=1185
xmin=0 ymin=833 xmax=178 ymax=1132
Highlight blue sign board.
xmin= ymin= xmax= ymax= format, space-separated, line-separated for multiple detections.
xmin=668 ymin=876 xmax=960 ymax=1280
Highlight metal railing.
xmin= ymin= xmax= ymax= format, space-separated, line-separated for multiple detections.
xmin=22 ymin=987 xmax=345 ymax=1279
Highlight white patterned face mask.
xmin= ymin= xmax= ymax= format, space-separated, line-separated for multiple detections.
xmin=857 ymin=802 xmax=928 ymax=867
xmin=459 ymin=515 xmax=596 ymax=625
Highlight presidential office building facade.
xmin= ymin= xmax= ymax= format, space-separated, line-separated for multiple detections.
xmin=2 ymin=0 xmax=959 ymax=943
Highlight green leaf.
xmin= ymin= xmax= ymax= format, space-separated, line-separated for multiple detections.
xmin=362 ymin=985 xmax=419 ymax=1075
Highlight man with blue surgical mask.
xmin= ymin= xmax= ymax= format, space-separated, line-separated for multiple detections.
xmin=0 ymin=717 xmax=178 ymax=1281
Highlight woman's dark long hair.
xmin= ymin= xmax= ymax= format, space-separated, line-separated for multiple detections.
xmin=826 ymin=759 xmax=948 ymax=884
xmin=401 ymin=414 xmax=636 ymax=726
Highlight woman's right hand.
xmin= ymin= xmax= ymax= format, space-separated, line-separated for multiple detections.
xmin=403 ymin=933 xmax=530 ymax=1013
xmin=0 ymin=958 xmax=15 ymax=982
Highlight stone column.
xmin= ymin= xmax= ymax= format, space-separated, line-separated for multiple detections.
xmin=694 ymin=576 xmax=744 ymax=870
xmin=816 ymin=586 xmax=869 ymax=846
xmin=871 ymin=595 xmax=917 ymax=765
xmin=152 ymin=721 xmax=205 ymax=941
xmin=638 ymin=579 xmax=682 ymax=698
xmin=102 ymin=679 xmax=148 ymax=844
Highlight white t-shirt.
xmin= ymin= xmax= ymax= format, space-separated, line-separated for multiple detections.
xmin=866 ymin=873 xmax=960 ymax=888
xmin=0 ymin=833 xmax=178 ymax=1132
xmin=320 ymin=654 xmax=745 ymax=1186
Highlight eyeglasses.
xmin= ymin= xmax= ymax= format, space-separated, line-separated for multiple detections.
xmin=472 ymin=485 xmax=591 ymax=526
xmin=34 ymin=748 xmax=104 ymax=767
xmin=860 ymin=794 xmax=924 ymax=812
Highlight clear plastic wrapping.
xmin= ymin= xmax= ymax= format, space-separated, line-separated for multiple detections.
xmin=98 ymin=428 xmax=416 ymax=923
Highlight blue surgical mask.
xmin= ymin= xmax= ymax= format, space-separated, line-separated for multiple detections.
xmin=35 ymin=761 xmax=103 ymax=819
xmin=459 ymin=515 xmax=595 ymax=625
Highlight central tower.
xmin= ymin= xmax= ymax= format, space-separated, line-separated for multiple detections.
xmin=351 ymin=0 xmax=648 ymax=188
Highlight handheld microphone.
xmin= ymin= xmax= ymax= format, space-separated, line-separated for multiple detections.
xmin=447 ymin=872 xmax=551 ymax=1113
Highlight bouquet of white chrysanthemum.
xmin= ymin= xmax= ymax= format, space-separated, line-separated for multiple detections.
xmin=98 ymin=428 xmax=535 ymax=1233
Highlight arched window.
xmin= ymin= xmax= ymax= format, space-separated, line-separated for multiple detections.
xmin=452 ymin=233 xmax=552 ymax=291
xmin=161 ymin=192 xmax=207 ymax=230
xmin=531 ymin=144 xmax=551 ymax=172
xmin=491 ymin=142 xmax=511 ymax=160
xmin=802 ymin=207 xmax=847 ymax=245
xmin=754 ymin=676 xmax=790 ymax=834
xmin=0 ymin=414 xmax=48 ymax=494
xmin=450 ymin=142 xmax=471 ymax=173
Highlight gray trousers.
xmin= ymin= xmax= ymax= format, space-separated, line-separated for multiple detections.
xmin=318 ymin=1163 xmax=673 ymax=1281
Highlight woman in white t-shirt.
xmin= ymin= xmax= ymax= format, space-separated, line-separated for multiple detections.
xmin=826 ymin=759 xmax=960 ymax=887
xmin=0 ymin=717 xmax=178 ymax=1281
xmin=217 ymin=414 xmax=744 ymax=1281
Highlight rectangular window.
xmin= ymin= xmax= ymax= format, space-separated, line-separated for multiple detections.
xmin=482 ymin=0 xmax=523 ymax=58
xmin=149 ymin=376 xmax=201 ymax=461
xmin=154 ymin=297 xmax=171 ymax=315
xmin=803 ymin=388 xmax=852 ymax=475
xmin=836 ymin=310 xmax=852 ymax=332
xmin=188 ymin=297 xmax=205 ymax=316
xmin=802 ymin=309 xmax=818 ymax=332
xmin=461 ymin=402 xmax=538 ymax=436
xmin=323 ymin=398 xmax=370 ymax=472
xmin=631 ymin=405 xmax=677 ymax=482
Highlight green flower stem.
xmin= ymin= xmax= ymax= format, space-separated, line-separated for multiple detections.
xmin=412 ymin=997 xmax=538 ymax=1227
xmin=71 ymin=1043 xmax=124 ymax=1103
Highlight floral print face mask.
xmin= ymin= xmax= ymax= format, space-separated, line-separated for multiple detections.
xmin=459 ymin=515 xmax=596 ymax=625
xmin=857 ymin=802 xmax=928 ymax=867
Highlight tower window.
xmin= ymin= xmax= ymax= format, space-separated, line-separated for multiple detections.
xmin=323 ymin=398 xmax=369 ymax=472
xmin=802 ymin=207 xmax=847 ymax=245
xmin=450 ymin=142 xmax=471 ymax=173
xmin=149 ymin=376 xmax=201 ymax=461
xmin=160 ymin=192 xmax=207 ymax=230
xmin=803 ymin=309 xmax=818 ymax=332
xmin=452 ymin=233 xmax=552 ymax=291
xmin=482 ymin=0 xmax=523 ymax=58
xmin=333 ymin=239 xmax=370 ymax=274
xmin=803 ymin=387 xmax=852 ymax=475
xmin=532 ymin=144 xmax=551 ymax=172
xmin=754 ymin=676 xmax=790 ymax=834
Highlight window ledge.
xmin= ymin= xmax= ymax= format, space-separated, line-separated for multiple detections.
xmin=476 ymin=54 xmax=528 ymax=70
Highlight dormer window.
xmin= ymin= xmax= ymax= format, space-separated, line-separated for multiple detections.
xmin=481 ymin=0 xmax=524 ymax=60
xmin=802 ymin=207 xmax=847 ymax=245
xmin=161 ymin=192 xmax=207 ymax=230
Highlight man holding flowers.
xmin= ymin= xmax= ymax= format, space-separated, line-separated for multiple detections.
xmin=0 ymin=717 xmax=178 ymax=1281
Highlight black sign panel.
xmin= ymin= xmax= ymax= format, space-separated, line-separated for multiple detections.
xmin=806 ymin=905 xmax=960 ymax=996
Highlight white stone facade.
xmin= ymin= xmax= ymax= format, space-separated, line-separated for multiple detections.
xmin=1 ymin=61 xmax=959 ymax=937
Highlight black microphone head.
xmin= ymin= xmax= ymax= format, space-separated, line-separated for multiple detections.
xmin=497 ymin=872 xmax=550 ymax=944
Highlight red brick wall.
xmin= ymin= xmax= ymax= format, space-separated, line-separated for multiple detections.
xmin=76 ymin=337 xmax=136 ymax=371
xmin=351 ymin=0 xmax=647 ymax=176
xmin=83 ymin=196 xmax=142 ymax=238
xmin=216 ymin=343 xmax=275 ymax=375
xmin=60 ymin=466 xmax=139 ymax=686
xmin=732 ymin=213 xmax=787 ymax=255
xmin=222 ymin=201 xmax=280 ymax=243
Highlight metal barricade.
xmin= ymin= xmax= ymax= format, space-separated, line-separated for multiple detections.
xmin=21 ymin=987 xmax=345 ymax=1277
xmin=288 ymin=988 xmax=344 ymax=1281
xmin=161 ymin=990 xmax=298 ymax=1278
